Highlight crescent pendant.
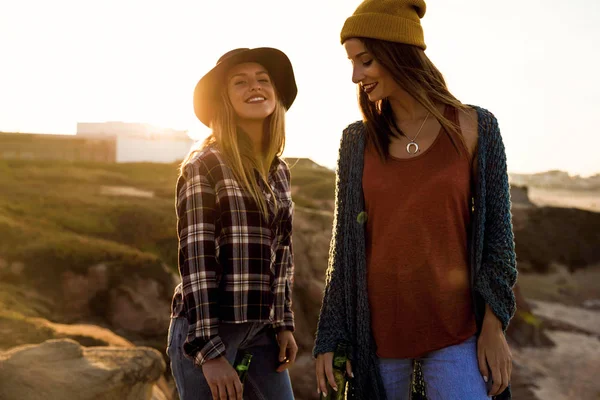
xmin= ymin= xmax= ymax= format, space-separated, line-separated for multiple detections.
xmin=406 ymin=142 xmax=419 ymax=155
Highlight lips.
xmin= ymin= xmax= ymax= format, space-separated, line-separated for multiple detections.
xmin=245 ymin=96 xmax=266 ymax=103
xmin=362 ymin=82 xmax=378 ymax=94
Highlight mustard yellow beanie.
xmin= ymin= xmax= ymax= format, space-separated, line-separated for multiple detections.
xmin=340 ymin=0 xmax=427 ymax=49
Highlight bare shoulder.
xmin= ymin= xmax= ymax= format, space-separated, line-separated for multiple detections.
xmin=458 ymin=106 xmax=479 ymax=158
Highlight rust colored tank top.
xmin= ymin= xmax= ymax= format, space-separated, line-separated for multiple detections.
xmin=363 ymin=105 xmax=477 ymax=359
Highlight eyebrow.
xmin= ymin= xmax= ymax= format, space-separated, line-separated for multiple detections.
xmin=229 ymin=70 xmax=269 ymax=80
xmin=349 ymin=51 xmax=369 ymax=60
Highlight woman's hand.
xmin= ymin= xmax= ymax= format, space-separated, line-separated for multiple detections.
xmin=315 ymin=352 xmax=353 ymax=396
xmin=276 ymin=330 xmax=298 ymax=372
xmin=202 ymin=356 xmax=243 ymax=400
xmin=477 ymin=304 xmax=513 ymax=396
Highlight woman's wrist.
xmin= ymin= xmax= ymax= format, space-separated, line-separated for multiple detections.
xmin=482 ymin=304 xmax=503 ymax=330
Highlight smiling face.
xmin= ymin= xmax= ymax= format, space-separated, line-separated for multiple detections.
xmin=344 ymin=38 xmax=402 ymax=102
xmin=226 ymin=62 xmax=277 ymax=122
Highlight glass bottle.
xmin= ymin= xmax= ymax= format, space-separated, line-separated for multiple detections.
xmin=235 ymin=351 xmax=252 ymax=385
xmin=321 ymin=342 xmax=349 ymax=400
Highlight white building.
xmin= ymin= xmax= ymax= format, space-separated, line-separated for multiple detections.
xmin=76 ymin=122 xmax=195 ymax=163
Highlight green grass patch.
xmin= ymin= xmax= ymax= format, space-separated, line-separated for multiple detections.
xmin=0 ymin=158 xmax=332 ymax=291
xmin=0 ymin=312 xmax=55 ymax=350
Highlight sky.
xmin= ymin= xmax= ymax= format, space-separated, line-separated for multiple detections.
xmin=1 ymin=0 xmax=599 ymax=176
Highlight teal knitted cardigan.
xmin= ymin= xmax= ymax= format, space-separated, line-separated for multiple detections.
xmin=313 ymin=106 xmax=518 ymax=400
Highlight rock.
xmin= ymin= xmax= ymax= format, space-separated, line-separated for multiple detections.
xmin=512 ymin=206 xmax=600 ymax=273
xmin=59 ymin=263 xmax=174 ymax=338
xmin=509 ymin=359 xmax=543 ymax=400
xmin=61 ymin=263 xmax=110 ymax=320
xmin=510 ymin=185 xmax=534 ymax=207
xmin=290 ymin=208 xmax=332 ymax=354
xmin=507 ymin=284 xmax=554 ymax=348
xmin=583 ymin=299 xmax=600 ymax=310
xmin=0 ymin=258 xmax=24 ymax=278
xmin=106 ymin=276 xmax=171 ymax=337
xmin=289 ymin=354 xmax=320 ymax=400
xmin=529 ymin=300 xmax=600 ymax=336
xmin=0 ymin=339 xmax=166 ymax=400
xmin=9 ymin=261 xmax=24 ymax=275
xmin=512 ymin=330 xmax=600 ymax=400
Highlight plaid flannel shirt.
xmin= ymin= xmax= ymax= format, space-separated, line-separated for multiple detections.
xmin=171 ymin=146 xmax=295 ymax=366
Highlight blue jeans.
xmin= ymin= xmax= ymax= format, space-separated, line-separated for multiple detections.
xmin=378 ymin=336 xmax=490 ymax=400
xmin=167 ymin=317 xmax=294 ymax=400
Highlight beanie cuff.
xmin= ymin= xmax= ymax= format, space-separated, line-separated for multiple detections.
xmin=340 ymin=13 xmax=426 ymax=50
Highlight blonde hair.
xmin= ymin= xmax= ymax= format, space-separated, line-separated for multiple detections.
xmin=181 ymin=85 xmax=286 ymax=220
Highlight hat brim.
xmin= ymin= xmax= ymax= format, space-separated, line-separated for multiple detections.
xmin=193 ymin=47 xmax=298 ymax=127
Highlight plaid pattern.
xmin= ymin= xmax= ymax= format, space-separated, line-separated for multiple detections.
xmin=171 ymin=146 xmax=295 ymax=366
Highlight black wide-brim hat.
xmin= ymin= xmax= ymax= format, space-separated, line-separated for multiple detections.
xmin=193 ymin=47 xmax=298 ymax=127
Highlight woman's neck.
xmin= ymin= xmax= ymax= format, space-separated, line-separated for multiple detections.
xmin=388 ymin=91 xmax=428 ymax=121
xmin=238 ymin=119 xmax=265 ymax=155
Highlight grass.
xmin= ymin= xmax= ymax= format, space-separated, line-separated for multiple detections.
xmin=0 ymin=159 xmax=179 ymax=276
xmin=0 ymin=283 xmax=54 ymax=319
xmin=0 ymin=158 xmax=334 ymax=277
xmin=0 ymin=311 xmax=56 ymax=350
xmin=0 ymin=209 xmax=168 ymax=288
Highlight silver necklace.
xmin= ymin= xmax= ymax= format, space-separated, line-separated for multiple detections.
xmin=404 ymin=111 xmax=430 ymax=155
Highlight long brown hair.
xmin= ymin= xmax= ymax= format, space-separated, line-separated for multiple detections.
xmin=181 ymin=81 xmax=286 ymax=220
xmin=358 ymin=38 xmax=469 ymax=159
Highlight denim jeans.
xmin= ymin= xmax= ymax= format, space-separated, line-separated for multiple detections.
xmin=166 ymin=317 xmax=294 ymax=400
xmin=378 ymin=336 xmax=491 ymax=400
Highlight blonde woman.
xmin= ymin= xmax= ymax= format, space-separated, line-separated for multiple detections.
xmin=167 ymin=48 xmax=298 ymax=400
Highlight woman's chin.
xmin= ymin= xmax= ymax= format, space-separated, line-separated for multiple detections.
xmin=366 ymin=92 xmax=383 ymax=103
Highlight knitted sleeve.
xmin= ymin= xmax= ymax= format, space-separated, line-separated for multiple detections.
xmin=313 ymin=130 xmax=352 ymax=357
xmin=474 ymin=108 xmax=518 ymax=331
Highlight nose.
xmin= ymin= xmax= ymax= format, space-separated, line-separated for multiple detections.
xmin=249 ymin=78 xmax=262 ymax=91
xmin=351 ymin=64 xmax=364 ymax=85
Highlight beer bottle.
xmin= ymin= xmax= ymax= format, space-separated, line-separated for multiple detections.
xmin=234 ymin=351 xmax=252 ymax=385
xmin=321 ymin=342 xmax=349 ymax=400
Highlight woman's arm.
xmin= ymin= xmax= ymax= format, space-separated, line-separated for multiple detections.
xmin=473 ymin=108 xmax=518 ymax=330
xmin=272 ymin=164 xmax=295 ymax=333
xmin=473 ymin=108 xmax=518 ymax=397
xmin=177 ymin=160 xmax=224 ymax=366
